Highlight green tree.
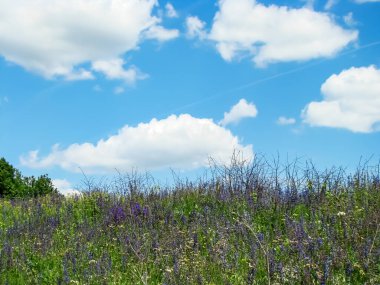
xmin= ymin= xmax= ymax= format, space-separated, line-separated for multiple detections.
xmin=0 ymin=157 xmax=24 ymax=197
xmin=0 ymin=157 xmax=57 ymax=198
xmin=25 ymin=174 xmax=57 ymax=197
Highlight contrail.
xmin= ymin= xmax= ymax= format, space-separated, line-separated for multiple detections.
xmin=162 ymin=40 xmax=380 ymax=116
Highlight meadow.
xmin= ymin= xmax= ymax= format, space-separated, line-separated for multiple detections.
xmin=1 ymin=155 xmax=379 ymax=284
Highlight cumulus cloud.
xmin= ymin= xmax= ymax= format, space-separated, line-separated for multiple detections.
xmin=165 ymin=3 xmax=178 ymax=18
xmin=21 ymin=114 xmax=253 ymax=173
xmin=277 ymin=117 xmax=296 ymax=125
xmin=219 ymin=99 xmax=258 ymax=126
xmin=0 ymin=0 xmax=178 ymax=80
xmin=92 ymin=58 xmax=147 ymax=84
xmin=302 ymin=65 xmax=380 ymax=133
xmin=186 ymin=16 xmax=207 ymax=40
xmin=202 ymin=0 xmax=358 ymax=66
xmin=52 ymin=179 xmax=81 ymax=197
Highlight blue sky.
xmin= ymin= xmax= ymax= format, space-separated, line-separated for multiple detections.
xmin=0 ymin=0 xmax=379 ymax=194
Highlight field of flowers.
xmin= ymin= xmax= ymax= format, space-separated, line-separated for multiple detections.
xmin=1 ymin=156 xmax=379 ymax=284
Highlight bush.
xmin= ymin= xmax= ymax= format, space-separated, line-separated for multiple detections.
xmin=0 ymin=157 xmax=57 ymax=198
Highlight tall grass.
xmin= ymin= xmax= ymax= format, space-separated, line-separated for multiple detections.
xmin=1 ymin=155 xmax=379 ymax=284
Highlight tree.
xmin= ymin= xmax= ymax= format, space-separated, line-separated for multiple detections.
xmin=0 ymin=157 xmax=24 ymax=197
xmin=0 ymin=157 xmax=57 ymax=198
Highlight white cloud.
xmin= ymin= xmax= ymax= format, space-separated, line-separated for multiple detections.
xmin=21 ymin=114 xmax=253 ymax=173
xmin=93 ymin=85 xmax=102 ymax=92
xmin=205 ymin=0 xmax=357 ymax=66
xmin=343 ymin=12 xmax=356 ymax=27
xmin=303 ymin=0 xmax=315 ymax=9
xmin=186 ymin=16 xmax=207 ymax=40
xmin=165 ymin=3 xmax=178 ymax=18
xmin=220 ymin=99 xmax=258 ymax=126
xmin=114 ymin=86 xmax=125 ymax=94
xmin=354 ymin=0 xmax=380 ymax=3
xmin=64 ymin=68 xmax=95 ymax=81
xmin=0 ymin=0 xmax=178 ymax=80
xmin=52 ymin=179 xmax=81 ymax=197
xmin=302 ymin=65 xmax=380 ymax=133
xmin=143 ymin=25 xmax=179 ymax=42
xmin=324 ymin=0 xmax=338 ymax=10
xmin=92 ymin=58 xmax=148 ymax=84
xmin=277 ymin=116 xmax=296 ymax=125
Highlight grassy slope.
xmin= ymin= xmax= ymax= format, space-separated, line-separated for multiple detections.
xmin=0 ymin=161 xmax=379 ymax=284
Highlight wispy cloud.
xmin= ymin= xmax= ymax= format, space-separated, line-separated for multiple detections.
xmin=114 ymin=86 xmax=125 ymax=94
xmin=92 ymin=59 xmax=148 ymax=85
xmin=186 ymin=16 xmax=207 ymax=40
xmin=343 ymin=12 xmax=357 ymax=27
xmin=354 ymin=0 xmax=380 ymax=3
xmin=324 ymin=0 xmax=338 ymax=10
xmin=165 ymin=3 xmax=178 ymax=18
xmin=277 ymin=117 xmax=296 ymax=125
xmin=0 ymin=96 xmax=9 ymax=105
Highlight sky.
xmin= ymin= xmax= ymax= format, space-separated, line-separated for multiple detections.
xmin=0 ymin=0 xmax=379 ymax=195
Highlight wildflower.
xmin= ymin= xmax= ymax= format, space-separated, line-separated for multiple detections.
xmin=337 ymin=211 xmax=346 ymax=217
xmin=345 ymin=262 xmax=353 ymax=277
xmin=131 ymin=202 xmax=141 ymax=217
xmin=109 ymin=205 xmax=126 ymax=224
xmin=173 ymin=256 xmax=179 ymax=275
xmin=323 ymin=257 xmax=332 ymax=283
xmin=143 ymin=206 xmax=149 ymax=217
xmin=193 ymin=233 xmax=199 ymax=250
xmin=247 ymin=267 xmax=256 ymax=284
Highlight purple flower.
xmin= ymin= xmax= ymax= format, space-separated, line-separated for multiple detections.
xmin=173 ymin=255 xmax=179 ymax=275
xmin=47 ymin=216 xmax=59 ymax=228
xmin=131 ymin=202 xmax=141 ymax=217
xmin=323 ymin=257 xmax=332 ymax=283
xmin=110 ymin=205 xmax=126 ymax=224
xmin=193 ymin=233 xmax=198 ymax=250
xmin=345 ymin=262 xmax=353 ymax=277
xmin=247 ymin=268 xmax=256 ymax=284
xmin=143 ymin=206 xmax=149 ymax=217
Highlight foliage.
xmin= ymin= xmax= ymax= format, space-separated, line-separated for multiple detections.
xmin=0 ymin=157 xmax=57 ymax=198
xmin=0 ymin=156 xmax=379 ymax=284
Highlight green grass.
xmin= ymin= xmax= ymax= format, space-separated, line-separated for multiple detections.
xmin=1 ymin=159 xmax=379 ymax=284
